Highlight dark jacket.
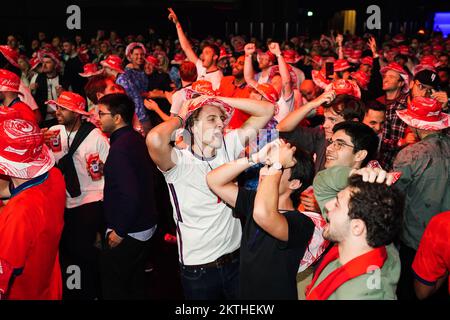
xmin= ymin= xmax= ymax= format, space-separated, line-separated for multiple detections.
xmin=33 ymin=73 xmax=61 ymax=120
xmin=61 ymin=55 xmax=86 ymax=95
xmin=103 ymin=126 xmax=158 ymax=237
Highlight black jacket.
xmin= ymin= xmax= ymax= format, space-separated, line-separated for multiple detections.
xmin=103 ymin=126 xmax=158 ymax=237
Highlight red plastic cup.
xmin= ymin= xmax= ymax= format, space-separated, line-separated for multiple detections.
xmin=49 ymin=129 xmax=61 ymax=152
xmin=86 ymin=152 xmax=102 ymax=181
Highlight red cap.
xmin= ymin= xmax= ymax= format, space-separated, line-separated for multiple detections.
xmin=0 ymin=69 xmax=20 ymax=93
xmin=100 ymin=55 xmax=124 ymax=73
xmin=145 ymin=55 xmax=159 ymax=66
xmin=79 ymin=63 xmax=103 ymax=77
xmin=392 ymin=34 xmax=406 ymax=43
xmin=282 ymin=49 xmax=302 ymax=64
xmin=334 ymin=59 xmax=351 ymax=72
xmin=0 ymin=45 xmax=19 ymax=67
xmin=45 ymin=91 xmax=90 ymax=116
xmin=360 ymin=56 xmax=373 ymax=66
xmin=171 ymin=52 xmax=187 ymax=65
xmin=350 ymin=71 xmax=370 ymax=90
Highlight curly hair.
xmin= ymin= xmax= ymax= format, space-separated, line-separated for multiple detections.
xmin=347 ymin=175 xmax=404 ymax=247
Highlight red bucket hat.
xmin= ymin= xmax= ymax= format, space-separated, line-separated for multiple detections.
xmin=310 ymin=55 xmax=323 ymax=66
xmin=79 ymin=63 xmax=103 ymax=77
xmin=45 ymin=91 xmax=90 ymax=116
xmin=100 ymin=55 xmax=124 ymax=73
xmin=396 ymin=97 xmax=450 ymax=131
xmin=392 ymin=34 xmax=406 ymax=43
xmin=251 ymin=83 xmax=280 ymax=104
xmin=0 ymin=45 xmax=19 ymax=68
xmin=257 ymin=50 xmax=276 ymax=64
xmin=192 ymin=80 xmax=216 ymax=96
xmin=380 ymin=62 xmax=410 ymax=93
xmin=0 ymin=69 xmax=20 ymax=93
xmin=334 ymin=59 xmax=351 ymax=72
xmin=29 ymin=55 xmax=41 ymax=71
xmin=145 ymin=55 xmax=159 ymax=66
xmin=171 ymin=52 xmax=187 ymax=65
xmin=218 ymin=47 xmax=232 ymax=61
xmin=311 ymin=69 xmax=331 ymax=89
xmin=360 ymin=56 xmax=373 ymax=67
xmin=350 ymin=71 xmax=370 ymax=90
xmin=282 ymin=49 xmax=302 ymax=64
xmin=327 ymin=79 xmax=361 ymax=98
xmin=182 ymin=95 xmax=234 ymax=127
xmin=0 ymin=119 xmax=55 ymax=179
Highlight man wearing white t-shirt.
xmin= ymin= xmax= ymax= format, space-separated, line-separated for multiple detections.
xmin=43 ymin=91 xmax=109 ymax=300
xmin=170 ymin=61 xmax=198 ymax=116
xmin=147 ymin=95 xmax=274 ymax=299
xmin=168 ymin=8 xmax=223 ymax=90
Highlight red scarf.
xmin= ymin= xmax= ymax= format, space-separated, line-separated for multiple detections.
xmin=305 ymin=245 xmax=387 ymax=300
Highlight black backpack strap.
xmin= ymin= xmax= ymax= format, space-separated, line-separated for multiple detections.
xmin=57 ymin=122 xmax=97 ymax=198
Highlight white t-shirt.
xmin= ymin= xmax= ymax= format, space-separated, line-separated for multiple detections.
xmin=170 ymin=85 xmax=193 ymax=115
xmin=195 ymin=59 xmax=223 ymax=90
xmin=275 ymin=92 xmax=295 ymax=123
xmin=161 ymin=130 xmax=244 ymax=265
xmin=49 ymin=124 xmax=110 ymax=209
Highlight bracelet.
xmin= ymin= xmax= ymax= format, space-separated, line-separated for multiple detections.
xmin=175 ymin=115 xmax=184 ymax=127
xmin=248 ymin=154 xmax=258 ymax=166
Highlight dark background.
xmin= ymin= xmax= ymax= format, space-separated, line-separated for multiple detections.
xmin=1 ymin=0 xmax=449 ymax=45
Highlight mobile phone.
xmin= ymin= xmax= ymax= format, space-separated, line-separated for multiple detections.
xmin=325 ymin=61 xmax=334 ymax=78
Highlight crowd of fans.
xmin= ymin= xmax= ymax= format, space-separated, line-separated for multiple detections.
xmin=0 ymin=7 xmax=449 ymax=300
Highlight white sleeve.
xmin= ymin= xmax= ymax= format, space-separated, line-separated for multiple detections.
xmin=195 ymin=59 xmax=206 ymax=79
xmin=160 ymin=147 xmax=189 ymax=183
xmin=170 ymin=90 xmax=184 ymax=115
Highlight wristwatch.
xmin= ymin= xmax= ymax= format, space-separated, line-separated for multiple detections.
xmin=271 ymin=162 xmax=283 ymax=171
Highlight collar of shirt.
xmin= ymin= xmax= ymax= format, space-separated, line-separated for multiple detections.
xmin=110 ymin=125 xmax=133 ymax=144
xmin=9 ymin=172 xmax=49 ymax=198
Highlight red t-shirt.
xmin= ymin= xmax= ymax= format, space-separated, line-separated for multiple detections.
xmin=219 ymin=76 xmax=251 ymax=130
xmin=412 ymin=210 xmax=450 ymax=294
xmin=11 ymin=101 xmax=37 ymax=124
xmin=0 ymin=168 xmax=66 ymax=300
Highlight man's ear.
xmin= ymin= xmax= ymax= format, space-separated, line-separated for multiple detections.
xmin=113 ymin=113 xmax=123 ymax=126
xmin=354 ymin=149 xmax=368 ymax=163
xmin=288 ymin=179 xmax=302 ymax=191
xmin=350 ymin=219 xmax=366 ymax=238
xmin=96 ymin=92 xmax=104 ymax=101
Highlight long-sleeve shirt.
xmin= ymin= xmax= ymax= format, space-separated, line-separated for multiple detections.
xmin=103 ymin=126 xmax=157 ymax=238
xmin=116 ymin=68 xmax=149 ymax=123
xmin=393 ymin=133 xmax=450 ymax=250
xmin=377 ymin=92 xmax=409 ymax=170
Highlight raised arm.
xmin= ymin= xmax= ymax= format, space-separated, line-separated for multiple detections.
xmin=269 ymin=42 xmax=292 ymax=99
xmin=168 ymin=8 xmax=198 ymax=64
xmin=207 ymin=140 xmax=278 ymax=207
xmin=336 ymin=34 xmax=344 ymax=60
xmin=277 ymin=90 xmax=335 ymax=132
xmin=146 ymin=109 xmax=182 ymax=171
xmin=253 ymin=140 xmax=297 ymax=241
xmin=144 ymin=98 xmax=171 ymax=122
xmin=244 ymin=43 xmax=257 ymax=87
xmin=218 ymin=96 xmax=274 ymax=145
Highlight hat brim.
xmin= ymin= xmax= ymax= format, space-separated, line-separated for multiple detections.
xmin=396 ymin=109 xmax=450 ymax=131
xmin=0 ymin=144 xmax=55 ymax=179
xmin=79 ymin=70 xmax=103 ymax=77
xmin=45 ymin=100 xmax=91 ymax=116
xmin=184 ymin=97 xmax=234 ymax=128
xmin=0 ymin=48 xmax=19 ymax=68
xmin=311 ymin=70 xmax=330 ymax=89
xmin=0 ymin=85 xmax=20 ymax=93
xmin=100 ymin=61 xmax=125 ymax=74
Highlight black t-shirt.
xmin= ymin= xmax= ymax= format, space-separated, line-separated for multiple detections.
xmin=280 ymin=126 xmax=327 ymax=174
xmin=235 ymin=188 xmax=315 ymax=300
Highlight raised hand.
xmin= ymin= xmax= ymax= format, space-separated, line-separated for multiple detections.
xmin=368 ymin=36 xmax=377 ymax=54
xmin=244 ymin=43 xmax=256 ymax=56
xmin=268 ymin=42 xmax=281 ymax=56
xmin=168 ymin=7 xmax=179 ymax=24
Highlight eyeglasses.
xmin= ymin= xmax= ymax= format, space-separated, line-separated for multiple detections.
xmin=415 ymin=81 xmax=433 ymax=96
xmin=98 ymin=111 xmax=112 ymax=117
xmin=327 ymin=138 xmax=355 ymax=150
